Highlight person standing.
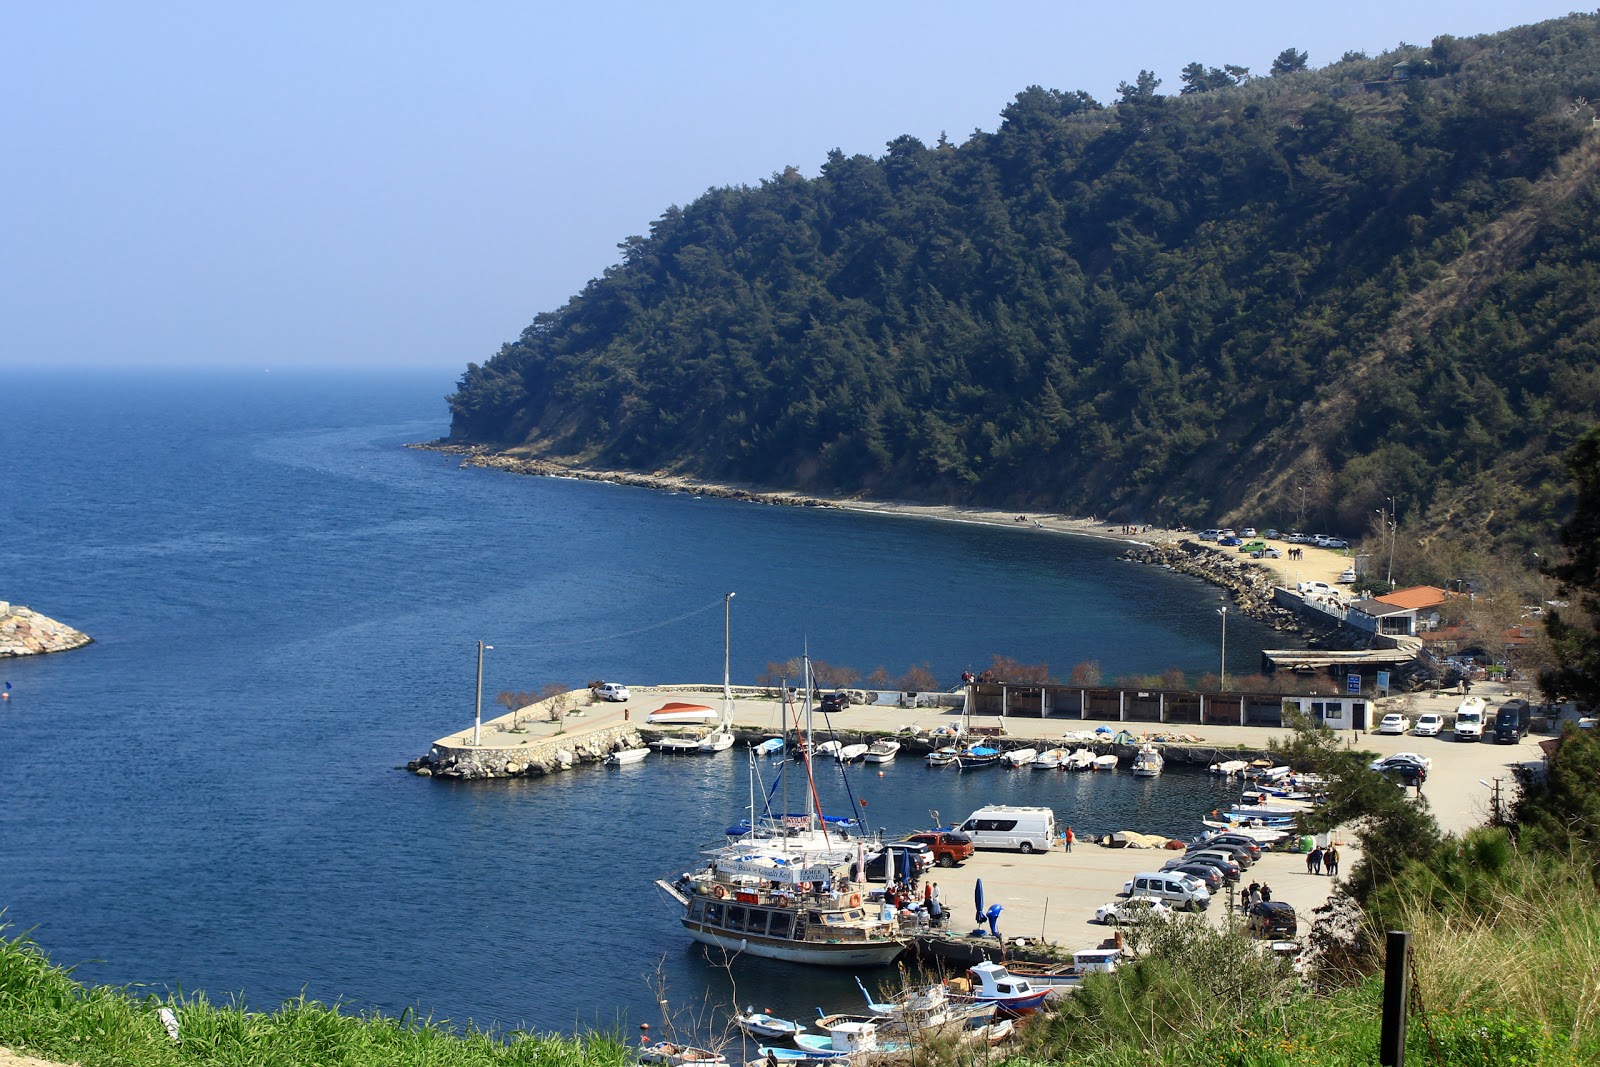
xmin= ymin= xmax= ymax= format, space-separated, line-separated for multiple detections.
xmin=1306 ymin=847 xmax=1319 ymax=875
xmin=1065 ymin=826 xmax=1075 ymax=853
xmin=1326 ymin=846 xmax=1340 ymax=878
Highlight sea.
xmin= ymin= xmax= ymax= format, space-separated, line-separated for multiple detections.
xmin=0 ymin=366 xmax=1285 ymax=1037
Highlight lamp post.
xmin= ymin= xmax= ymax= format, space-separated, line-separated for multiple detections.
xmin=723 ymin=592 xmax=735 ymax=704
xmin=1217 ymin=606 xmax=1228 ymax=691
xmin=1385 ymin=498 xmax=1397 ymax=588
xmin=1296 ymin=485 xmax=1306 ymax=532
xmin=472 ymin=639 xmax=493 ymax=746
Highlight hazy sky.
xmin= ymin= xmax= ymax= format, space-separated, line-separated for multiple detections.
xmin=3 ymin=2 xmax=1584 ymax=371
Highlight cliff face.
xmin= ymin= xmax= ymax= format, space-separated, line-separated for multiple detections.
xmin=0 ymin=603 xmax=92 ymax=657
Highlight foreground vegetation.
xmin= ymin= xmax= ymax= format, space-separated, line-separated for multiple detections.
xmin=0 ymin=933 xmax=634 ymax=1067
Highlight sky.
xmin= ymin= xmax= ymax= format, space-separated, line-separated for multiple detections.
xmin=2 ymin=2 xmax=1587 ymax=372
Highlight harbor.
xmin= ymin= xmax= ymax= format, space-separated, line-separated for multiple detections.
xmin=417 ymin=678 xmax=1545 ymax=984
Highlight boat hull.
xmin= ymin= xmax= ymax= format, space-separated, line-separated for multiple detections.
xmin=683 ymin=923 xmax=905 ymax=966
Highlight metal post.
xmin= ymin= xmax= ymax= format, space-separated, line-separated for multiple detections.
xmin=472 ymin=640 xmax=493 ymax=747
xmin=1379 ymin=929 xmax=1410 ymax=1066
xmin=1217 ymin=606 xmax=1228 ymax=690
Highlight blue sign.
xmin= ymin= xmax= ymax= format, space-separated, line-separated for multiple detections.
xmin=1347 ymin=673 xmax=1362 ymax=694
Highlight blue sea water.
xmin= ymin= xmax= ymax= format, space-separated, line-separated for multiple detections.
xmin=0 ymin=366 xmax=1281 ymax=1035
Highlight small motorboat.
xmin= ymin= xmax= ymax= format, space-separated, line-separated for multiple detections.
xmin=646 ymin=702 xmax=721 ymax=725
xmin=1092 ymin=753 xmax=1119 ymax=771
xmin=864 ymin=739 xmax=900 ymax=764
xmin=754 ymin=737 xmax=786 ymax=757
xmin=1064 ymin=748 xmax=1095 ymax=771
xmin=949 ymin=961 xmax=1053 ymax=1014
xmin=813 ymin=740 xmax=842 ymax=760
xmin=795 ymin=1016 xmax=908 ymax=1057
xmin=736 ymin=1009 xmax=807 ymax=1041
xmin=836 ymin=743 xmax=869 ymax=763
xmin=752 ymin=1047 xmax=845 ymax=1065
xmin=1000 ymin=747 xmax=1038 ymax=768
xmin=605 ymin=746 xmax=650 ymax=766
xmin=926 ymin=746 xmax=957 ymax=767
xmin=1031 ymin=748 xmax=1068 ymax=770
xmin=1209 ymin=758 xmax=1248 ymax=776
xmin=962 ymin=1017 xmax=1015 ymax=1046
xmin=1130 ymin=743 xmax=1164 ymax=778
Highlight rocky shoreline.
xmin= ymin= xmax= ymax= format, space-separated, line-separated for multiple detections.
xmin=1119 ymin=541 xmax=1345 ymax=642
xmin=0 ymin=602 xmax=92 ymax=658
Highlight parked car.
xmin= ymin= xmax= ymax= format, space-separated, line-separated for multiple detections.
xmin=1245 ymin=901 xmax=1299 ymax=938
xmin=901 ymin=830 xmax=975 ymax=868
xmin=1238 ymin=540 xmax=1268 ymax=555
xmin=1370 ymin=752 xmax=1433 ymax=772
xmin=592 ymin=682 xmax=631 ymax=702
xmin=1338 ymin=567 xmax=1358 ymax=583
xmin=1198 ymin=529 xmax=1223 ymax=541
xmin=1413 ymin=713 xmax=1444 ymax=737
xmin=1165 ymin=862 xmax=1223 ymax=893
xmin=1121 ymin=871 xmax=1211 ymax=911
xmin=1166 ymin=853 xmax=1239 ymax=883
xmin=1096 ymin=897 xmax=1174 ymax=925
xmin=1219 ymin=536 xmax=1243 ymax=547
xmin=1203 ymin=833 xmax=1263 ymax=860
xmin=1254 ymin=547 xmax=1282 ymax=559
xmin=1241 ymin=528 xmax=1257 ymax=538
xmin=1493 ymin=700 xmax=1531 ymax=743
xmin=1263 ymin=529 xmax=1280 ymax=539
xmin=819 ymin=691 xmax=852 ymax=713
xmin=1191 ymin=842 xmax=1255 ymax=868
xmin=1315 ymin=536 xmax=1350 ymax=549
xmin=1298 ymin=580 xmax=1335 ymax=597
xmin=1377 ymin=713 xmax=1411 ymax=735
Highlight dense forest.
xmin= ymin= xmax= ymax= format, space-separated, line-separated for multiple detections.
xmin=447 ymin=15 xmax=1600 ymax=552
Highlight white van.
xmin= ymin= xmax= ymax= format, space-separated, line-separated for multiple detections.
xmin=1123 ymin=871 xmax=1211 ymax=911
xmin=958 ymin=805 xmax=1056 ymax=854
xmin=1454 ymin=695 xmax=1487 ymax=741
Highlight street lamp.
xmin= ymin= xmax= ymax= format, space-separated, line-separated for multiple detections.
xmin=1217 ymin=606 xmax=1228 ymax=691
xmin=472 ymin=639 xmax=494 ymax=746
xmin=723 ymin=592 xmax=735 ymax=704
xmin=1296 ymin=485 xmax=1306 ymax=531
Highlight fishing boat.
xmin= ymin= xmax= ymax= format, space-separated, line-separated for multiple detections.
xmin=605 ymin=746 xmax=650 ymax=766
xmin=955 ymin=743 xmax=1001 ymax=770
xmin=736 ymin=1009 xmax=808 ymax=1041
xmin=926 ymin=746 xmax=957 ymax=767
xmin=1064 ymin=748 xmax=1096 ymax=771
xmin=863 ymin=739 xmax=900 ymax=764
xmin=836 ymin=743 xmax=868 ymax=764
xmin=795 ymin=1017 xmax=909 ymax=1057
xmin=949 ymin=961 xmax=1053 ymax=1014
xmin=999 ymin=747 xmax=1038 ymax=768
xmin=1130 ymin=743 xmax=1164 ymax=778
xmin=1031 ymin=748 xmax=1069 ymax=770
xmin=1091 ymin=753 xmax=1119 ymax=771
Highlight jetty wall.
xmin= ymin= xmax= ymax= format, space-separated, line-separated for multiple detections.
xmin=420 ymin=723 xmax=645 ymax=779
xmin=0 ymin=602 xmax=92 ymax=657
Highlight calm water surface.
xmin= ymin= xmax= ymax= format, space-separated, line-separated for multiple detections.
xmin=0 ymin=367 xmax=1282 ymax=1034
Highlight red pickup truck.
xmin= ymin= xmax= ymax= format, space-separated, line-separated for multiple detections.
xmin=902 ymin=830 xmax=975 ymax=868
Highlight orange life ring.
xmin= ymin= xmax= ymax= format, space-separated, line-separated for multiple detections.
xmin=800 ymin=882 xmax=812 ymax=892
xmin=847 ymin=893 xmax=862 ymax=908
xmin=712 ymin=884 xmax=727 ymax=899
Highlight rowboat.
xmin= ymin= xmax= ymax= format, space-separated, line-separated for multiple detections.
xmin=736 ymin=1009 xmax=807 ymax=1040
xmin=864 ymin=739 xmax=900 ymax=764
xmin=1000 ymin=747 xmax=1038 ymax=768
xmin=605 ymin=746 xmax=650 ymax=766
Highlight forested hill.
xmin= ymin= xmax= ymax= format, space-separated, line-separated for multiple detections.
xmin=447 ymin=15 xmax=1600 ymax=550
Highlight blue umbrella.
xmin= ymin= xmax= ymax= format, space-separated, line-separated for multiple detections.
xmin=974 ymin=878 xmax=985 ymax=925
xmin=899 ymin=846 xmax=913 ymax=884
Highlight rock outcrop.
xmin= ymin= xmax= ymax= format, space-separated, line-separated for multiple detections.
xmin=0 ymin=602 xmax=92 ymax=657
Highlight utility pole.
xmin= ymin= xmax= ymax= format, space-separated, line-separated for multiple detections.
xmin=1296 ymin=484 xmax=1305 ymax=531
xmin=1217 ymin=605 xmax=1228 ymax=690
xmin=472 ymin=639 xmax=493 ymax=747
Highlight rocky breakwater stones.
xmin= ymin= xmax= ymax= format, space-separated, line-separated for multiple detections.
xmin=0 ymin=602 xmax=93 ymax=657
xmin=1120 ymin=543 xmax=1307 ymax=634
xmin=410 ymin=726 xmax=645 ymax=780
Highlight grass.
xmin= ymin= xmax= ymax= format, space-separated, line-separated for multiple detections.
xmin=0 ymin=930 xmax=635 ymax=1067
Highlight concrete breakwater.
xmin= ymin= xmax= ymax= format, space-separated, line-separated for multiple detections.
xmin=0 ymin=601 xmax=92 ymax=657
xmin=413 ymin=722 xmax=647 ymax=779
xmin=1120 ymin=542 xmax=1340 ymax=640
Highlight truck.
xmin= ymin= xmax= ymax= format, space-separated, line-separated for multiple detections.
xmin=1493 ymin=699 xmax=1531 ymax=743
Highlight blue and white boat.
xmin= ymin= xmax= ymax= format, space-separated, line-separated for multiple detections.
xmin=955 ymin=744 xmax=1001 ymax=770
xmin=736 ymin=1009 xmax=808 ymax=1041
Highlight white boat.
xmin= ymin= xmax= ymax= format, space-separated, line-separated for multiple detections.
xmin=864 ymin=739 xmax=900 ymax=764
xmin=926 ymin=746 xmax=957 ymax=767
xmin=654 ymin=733 xmax=708 ymax=754
xmin=1031 ymin=748 xmax=1068 ymax=770
xmin=964 ymin=1017 xmax=1015 ymax=1046
xmin=751 ymin=1047 xmax=844 ymax=1065
xmin=1092 ymin=753 xmax=1118 ymax=771
xmin=1209 ymin=758 xmax=1249 ymax=776
xmin=1130 ymin=744 xmax=1164 ymax=778
xmin=736 ymin=1009 xmax=807 ymax=1040
xmin=1064 ymin=748 xmax=1096 ymax=771
xmin=854 ymin=977 xmax=994 ymax=1037
xmin=1000 ymin=747 xmax=1038 ymax=768
xmin=647 ymin=702 xmax=722 ymax=725
xmin=837 ymin=743 xmax=869 ymax=763
xmin=795 ymin=1018 xmax=909 ymax=1057
xmin=605 ymin=746 xmax=650 ymax=765
xmin=814 ymin=739 xmax=842 ymax=759
xmin=755 ymin=737 xmax=786 ymax=757
xmin=949 ymin=961 xmax=1054 ymax=1013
